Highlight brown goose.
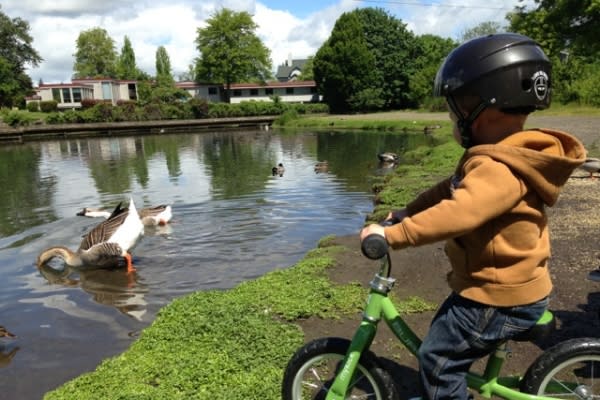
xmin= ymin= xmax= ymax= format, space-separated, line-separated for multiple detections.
xmin=38 ymin=198 xmax=144 ymax=273
xmin=0 ymin=325 xmax=15 ymax=339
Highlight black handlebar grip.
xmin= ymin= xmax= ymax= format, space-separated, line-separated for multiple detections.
xmin=361 ymin=234 xmax=389 ymax=260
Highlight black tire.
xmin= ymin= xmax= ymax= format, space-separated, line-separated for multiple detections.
xmin=520 ymin=337 xmax=600 ymax=397
xmin=282 ymin=337 xmax=399 ymax=400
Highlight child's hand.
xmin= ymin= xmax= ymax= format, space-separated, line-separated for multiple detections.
xmin=387 ymin=208 xmax=408 ymax=223
xmin=360 ymin=224 xmax=385 ymax=242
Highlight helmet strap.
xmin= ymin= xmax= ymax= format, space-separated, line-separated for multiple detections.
xmin=447 ymin=96 xmax=487 ymax=149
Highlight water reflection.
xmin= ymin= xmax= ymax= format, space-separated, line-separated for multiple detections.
xmin=0 ymin=128 xmax=434 ymax=398
xmin=37 ymin=264 xmax=149 ymax=321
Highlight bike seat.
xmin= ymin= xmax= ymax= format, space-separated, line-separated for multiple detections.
xmin=512 ymin=310 xmax=555 ymax=342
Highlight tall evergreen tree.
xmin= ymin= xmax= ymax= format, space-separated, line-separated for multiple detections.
xmin=117 ymin=36 xmax=138 ymax=79
xmin=155 ymin=45 xmax=173 ymax=84
xmin=314 ymin=12 xmax=377 ymax=112
xmin=313 ymin=7 xmax=419 ymax=112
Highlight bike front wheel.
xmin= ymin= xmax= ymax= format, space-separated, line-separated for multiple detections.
xmin=281 ymin=337 xmax=398 ymax=400
xmin=520 ymin=337 xmax=600 ymax=398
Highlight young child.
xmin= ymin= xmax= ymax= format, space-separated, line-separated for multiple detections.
xmin=360 ymin=33 xmax=585 ymax=400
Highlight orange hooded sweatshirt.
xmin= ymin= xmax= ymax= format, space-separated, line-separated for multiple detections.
xmin=383 ymin=129 xmax=586 ymax=306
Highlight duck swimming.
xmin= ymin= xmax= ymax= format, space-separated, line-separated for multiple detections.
xmin=377 ymin=152 xmax=399 ymax=163
xmin=314 ymin=161 xmax=329 ymax=173
xmin=77 ymin=204 xmax=172 ymax=226
xmin=272 ymin=163 xmax=285 ymax=177
xmin=39 ymin=198 xmax=144 ymax=273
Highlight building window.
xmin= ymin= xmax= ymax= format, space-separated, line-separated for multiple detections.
xmin=208 ymin=87 xmax=217 ymax=95
xmin=233 ymin=89 xmax=242 ymax=97
xmin=250 ymin=88 xmax=258 ymax=96
xmin=52 ymin=88 xmax=61 ymax=102
xmin=128 ymin=83 xmax=137 ymax=100
xmin=310 ymin=87 xmax=317 ymax=94
xmin=62 ymin=88 xmax=72 ymax=103
xmin=265 ymin=88 xmax=273 ymax=95
xmin=102 ymin=82 xmax=112 ymax=100
xmin=72 ymin=88 xmax=82 ymax=102
xmin=286 ymin=88 xmax=294 ymax=94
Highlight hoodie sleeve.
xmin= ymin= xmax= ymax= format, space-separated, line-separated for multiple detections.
xmin=405 ymin=176 xmax=453 ymax=216
xmin=384 ymin=155 xmax=525 ymax=249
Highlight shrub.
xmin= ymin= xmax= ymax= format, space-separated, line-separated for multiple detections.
xmin=26 ymin=101 xmax=40 ymax=112
xmin=187 ymin=98 xmax=209 ymax=118
xmin=2 ymin=110 xmax=37 ymax=127
xmin=39 ymin=100 xmax=58 ymax=113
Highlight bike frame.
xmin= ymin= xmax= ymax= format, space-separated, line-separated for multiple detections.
xmin=325 ymin=253 xmax=561 ymax=400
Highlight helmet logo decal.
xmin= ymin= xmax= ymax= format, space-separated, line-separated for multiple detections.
xmin=532 ymin=71 xmax=549 ymax=101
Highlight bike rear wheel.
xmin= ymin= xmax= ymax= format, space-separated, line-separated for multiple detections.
xmin=520 ymin=337 xmax=600 ymax=398
xmin=281 ymin=337 xmax=398 ymax=400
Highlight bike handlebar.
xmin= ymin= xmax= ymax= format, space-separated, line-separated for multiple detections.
xmin=360 ymin=219 xmax=395 ymax=260
xmin=361 ymin=234 xmax=389 ymax=259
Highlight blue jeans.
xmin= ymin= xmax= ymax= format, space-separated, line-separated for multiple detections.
xmin=418 ymin=292 xmax=549 ymax=400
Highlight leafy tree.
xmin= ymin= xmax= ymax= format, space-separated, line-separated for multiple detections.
xmin=178 ymin=64 xmax=196 ymax=81
xmin=313 ymin=7 xmax=418 ymax=112
xmin=409 ymin=34 xmax=457 ymax=110
xmin=155 ymin=45 xmax=173 ymax=84
xmin=116 ymin=36 xmax=138 ymax=79
xmin=299 ymin=56 xmax=314 ymax=80
xmin=508 ymin=0 xmax=600 ymax=59
xmin=356 ymin=7 xmax=418 ymax=109
xmin=0 ymin=6 xmax=42 ymax=107
xmin=73 ymin=27 xmax=117 ymax=78
xmin=507 ymin=1 xmax=600 ymax=105
xmin=314 ymin=12 xmax=377 ymax=113
xmin=460 ymin=21 xmax=504 ymax=43
xmin=194 ymin=8 xmax=272 ymax=102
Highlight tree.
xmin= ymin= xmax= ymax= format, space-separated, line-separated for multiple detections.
xmin=0 ymin=6 xmax=42 ymax=107
xmin=73 ymin=27 xmax=117 ymax=78
xmin=155 ymin=45 xmax=173 ymax=84
xmin=195 ymin=8 xmax=272 ymax=102
xmin=460 ymin=21 xmax=504 ymax=43
xmin=508 ymin=0 xmax=600 ymax=59
xmin=409 ymin=34 xmax=457 ymax=110
xmin=314 ymin=12 xmax=377 ymax=112
xmin=313 ymin=7 xmax=418 ymax=112
xmin=299 ymin=56 xmax=314 ymax=80
xmin=116 ymin=36 xmax=138 ymax=80
xmin=506 ymin=1 xmax=600 ymax=105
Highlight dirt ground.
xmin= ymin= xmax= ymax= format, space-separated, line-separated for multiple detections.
xmin=297 ymin=115 xmax=600 ymax=398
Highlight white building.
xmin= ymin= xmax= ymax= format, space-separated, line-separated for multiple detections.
xmin=28 ymin=78 xmax=320 ymax=110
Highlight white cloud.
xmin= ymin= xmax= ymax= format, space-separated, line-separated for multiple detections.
xmin=4 ymin=0 xmax=535 ymax=84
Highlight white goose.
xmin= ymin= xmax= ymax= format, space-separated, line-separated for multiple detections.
xmin=579 ymin=157 xmax=600 ymax=179
xmin=77 ymin=204 xmax=172 ymax=226
xmin=38 ymin=198 xmax=144 ymax=273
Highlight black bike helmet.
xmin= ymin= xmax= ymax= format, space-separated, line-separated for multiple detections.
xmin=434 ymin=33 xmax=551 ymax=148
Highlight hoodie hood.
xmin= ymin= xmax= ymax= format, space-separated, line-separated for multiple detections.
xmin=467 ymin=128 xmax=585 ymax=206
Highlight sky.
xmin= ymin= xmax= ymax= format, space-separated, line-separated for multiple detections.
xmin=2 ymin=0 xmax=535 ymax=85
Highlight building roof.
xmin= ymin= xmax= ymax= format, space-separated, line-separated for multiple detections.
xmin=37 ymin=82 xmax=94 ymax=89
xmin=276 ymin=59 xmax=308 ymax=81
xmin=230 ymin=80 xmax=316 ymax=90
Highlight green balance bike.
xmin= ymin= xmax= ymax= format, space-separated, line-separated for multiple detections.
xmin=282 ymin=230 xmax=600 ymax=399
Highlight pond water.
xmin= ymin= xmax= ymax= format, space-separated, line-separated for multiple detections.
xmin=0 ymin=127 xmax=433 ymax=399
